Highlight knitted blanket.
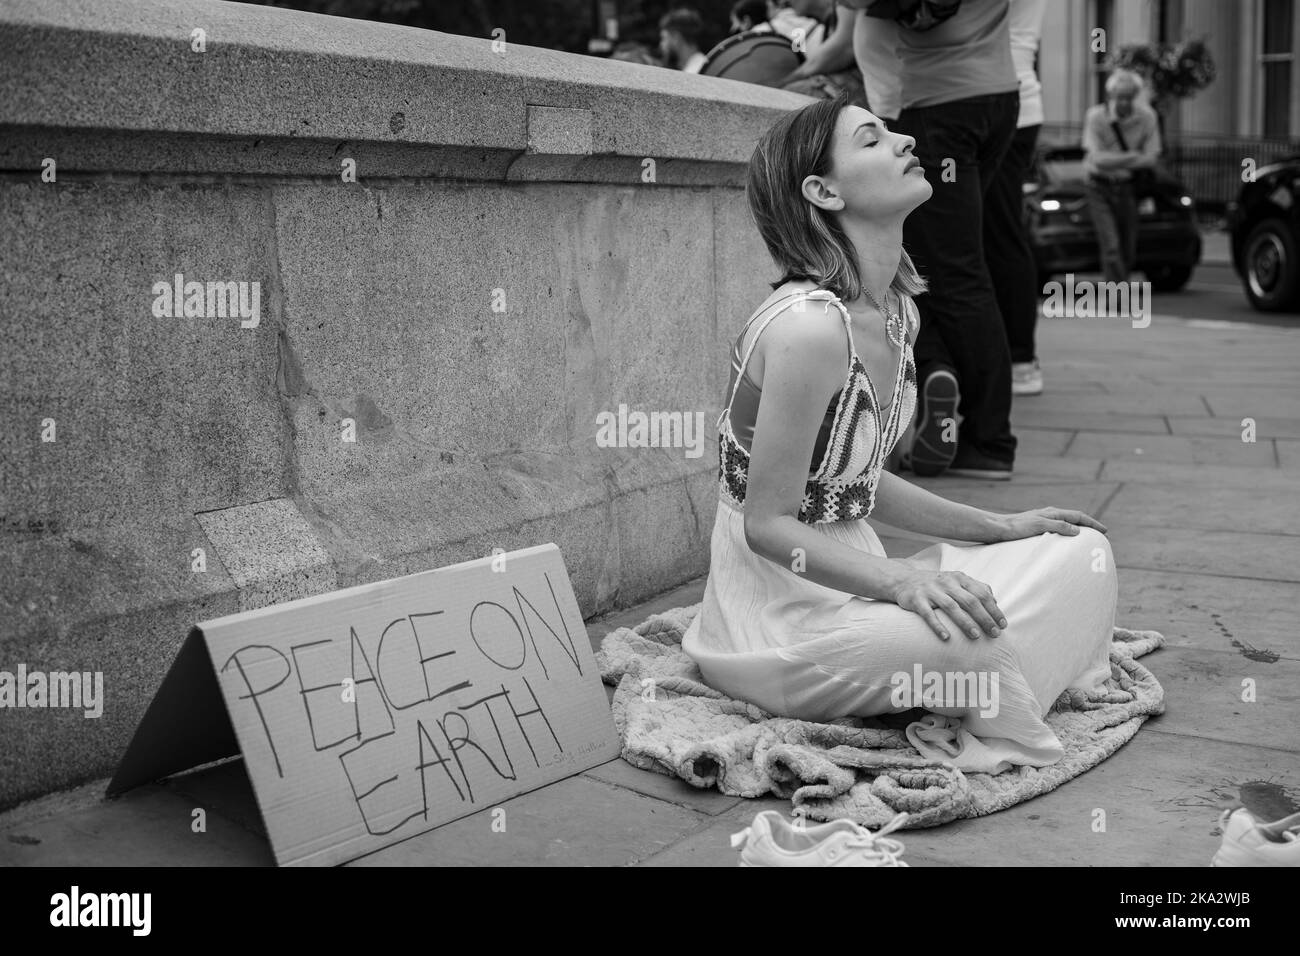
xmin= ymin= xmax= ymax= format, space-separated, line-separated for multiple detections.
xmin=597 ymin=604 xmax=1166 ymax=828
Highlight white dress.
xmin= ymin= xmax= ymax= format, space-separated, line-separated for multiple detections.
xmin=682 ymin=287 xmax=1115 ymax=773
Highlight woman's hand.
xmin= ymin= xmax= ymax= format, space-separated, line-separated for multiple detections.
xmin=889 ymin=568 xmax=1007 ymax=642
xmin=992 ymin=508 xmax=1108 ymax=542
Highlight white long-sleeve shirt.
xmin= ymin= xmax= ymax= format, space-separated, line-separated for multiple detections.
xmin=1009 ymin=0 xmax=1045 ymax=128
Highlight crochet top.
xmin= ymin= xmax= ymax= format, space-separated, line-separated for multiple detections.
xmin=718 ymin=286 xmax=918 ymax=524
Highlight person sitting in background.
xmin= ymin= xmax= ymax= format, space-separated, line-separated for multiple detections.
xmin=767 ymin=0 xmax=829 ymax=53
xmin=731 ymin=0 xmax=773 ymax=34
xmin=659 ymin=8 xmax=709 ymax=73
xmin=774 ymin=3 xmax=868 ymax=107
xmin=611 ymin=40 xmax=663 ymax=66
xmin=1082 ymin=69 xmax=1162 ymax=282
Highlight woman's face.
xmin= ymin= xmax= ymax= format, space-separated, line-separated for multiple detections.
xmin=804 ymin=105 xmax=931 ymax=222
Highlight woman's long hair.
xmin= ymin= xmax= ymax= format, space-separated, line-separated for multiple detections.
xmin=745 ymin=93 xmax=927 ymax=301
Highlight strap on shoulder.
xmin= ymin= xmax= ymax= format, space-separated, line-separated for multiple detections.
xmin=723 ymin=288 xmax=832 ymax=415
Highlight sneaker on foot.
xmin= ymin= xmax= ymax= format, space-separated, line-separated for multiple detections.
xmin=730 ymin=810 xmax=910 ymax=867
xmin=910 ymin=366 xmax=961 ymax=477
xmin=1012 ymin=360 xmax=1043 ymax=396
xmin=947 ymin=449 xmax=1013 ymax=480
xmin=1211 ymin=807 xmax=1300 ymax=867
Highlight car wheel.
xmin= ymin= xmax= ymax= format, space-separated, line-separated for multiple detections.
xmin=1145 ymin=264 xmax=1193 ymax=292
xmin=1241 ymin=219 xmax=1300 ymax=312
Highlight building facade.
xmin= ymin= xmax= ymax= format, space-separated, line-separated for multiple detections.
xmin=1040 ymin=0 xmax=1298 ymax=141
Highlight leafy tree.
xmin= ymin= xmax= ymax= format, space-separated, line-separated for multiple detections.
xmin=1107 ymin=37 xmax=1216 ymax=138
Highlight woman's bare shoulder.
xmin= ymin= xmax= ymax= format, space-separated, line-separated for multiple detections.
xmin=746 ymin=283 xmax=848 ymax=379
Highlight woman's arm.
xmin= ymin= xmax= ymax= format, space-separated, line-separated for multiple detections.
xmin=742 ymin=306 xmax=904 ymax=601
xmin=778 ymin=4 xmax=856 ymax=85
xmin=739 ymin=303 xmax=1008 ymax=641
xmin=873 ymin=469 xmax=1111 ymax=542
xmin=870 ymin=469 xmax=1003 ymax=542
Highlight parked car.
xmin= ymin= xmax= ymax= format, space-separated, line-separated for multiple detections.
xmin=1023 ymin=145 xmax=1202 ymax=292
xmin=1227 ymin=155 xmax=1300 ymax=312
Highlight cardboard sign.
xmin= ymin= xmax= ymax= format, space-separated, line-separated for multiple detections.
xmin=108 ymin=544 xmax=620 ymax=866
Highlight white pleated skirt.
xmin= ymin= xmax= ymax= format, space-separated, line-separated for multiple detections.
xmin=682 ymin=497 xmax=1117 ymax=772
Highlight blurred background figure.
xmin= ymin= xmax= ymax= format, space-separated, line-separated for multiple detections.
xmin=659 ymin=7 xmax=708 ymax=72
xmin=1082 ymin=68 xmax=1162 ymax=283
xmin=767 ymin=0 xmax=837 ymax=55
xmin=984 ymin=0 xmax=1046 ymax=396
xmin=611 ymin=40 xmax=663 ymax=66
xmin=861 ymin=0 xmax=1021 ymax=481
xmin=769 ymin=3 xmax=867 ymax=106
xmin=730 ymin=0 xmax=773 ymax=34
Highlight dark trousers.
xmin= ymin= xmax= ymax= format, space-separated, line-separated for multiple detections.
xmin=984 ymin=123 xmax=1041 ymax=365
xmin=1087 ymin=178 xmax=1138 ymax=282
xmin=893 ymin=90 xmax=1020 ymax=464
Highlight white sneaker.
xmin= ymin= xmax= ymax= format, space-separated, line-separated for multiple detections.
xmin=1012 ymin=360 xmax=1043 ymax=396
xmin=1211 ymin=807 xmax=1300 ymax=866
xmin=730 ymin=810 xmax=910 ymax=867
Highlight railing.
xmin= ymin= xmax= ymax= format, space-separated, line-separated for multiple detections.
xmin=1039 ymin=122 xmax=1300 ymax=210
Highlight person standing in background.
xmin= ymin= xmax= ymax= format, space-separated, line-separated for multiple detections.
xmin=984 ymin=0 xmax=1046 ymax=396
xmin=852 ymin=7 xmax=901 ymax=123
xmin=1082 ymin=69 xmax=1161 ymax=283
xmin=659 ymin=8 xmax=709 ymax=73
xmin=859 ymin=0 xmax=1021 ymax=480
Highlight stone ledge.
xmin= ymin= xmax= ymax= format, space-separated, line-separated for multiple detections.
xmin=0 ymin=0 xmax=811 ymax=180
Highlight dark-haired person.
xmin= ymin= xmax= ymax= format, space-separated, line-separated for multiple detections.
xmin=659 ymin=7 xmax=708 ymax=73
xmin=731 ymin=0 xmax=772 ymax=34
xmin=681 ymin=94 xmax=1116 ymax=772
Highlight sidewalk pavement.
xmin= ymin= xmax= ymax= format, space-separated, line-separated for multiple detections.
xmin=1201 ymin=228 xmax=1231 ymax=266
xmin=2 ymin=299 xmax=1297 ymax=867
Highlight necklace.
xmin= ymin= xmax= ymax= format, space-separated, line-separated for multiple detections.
xmin=862 ymin=285 xmax=907 ymax=350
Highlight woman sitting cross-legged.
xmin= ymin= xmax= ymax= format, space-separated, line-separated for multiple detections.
xmin=682 ymin=94 xmax=1116 ymax=773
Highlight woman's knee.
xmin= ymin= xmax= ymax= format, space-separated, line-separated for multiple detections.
xmin=1058 ymin=525 xmax=1112 ymax=571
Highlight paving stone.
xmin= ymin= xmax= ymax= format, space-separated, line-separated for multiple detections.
xmin=1275 ymin=439 xmax=1300 ymax=469
xmin=889 ymin=733 xmax=1300 ymax=867
xmin=1168 ymin=414 xmax=1300 ymax=441
xmin=345 ymin=774 xmax=706 ymax=866
xmin=1116 ymin=568 xmax=1298 ymax=660
xmin=1198 ymin=389 xmax=1300 ymax=420
xmin=1109 ymin=526 xmax=1300 ymax=583
xmin=907 ymin=455 xmax=1104 ymax=484
xmin=1098 ymin=458 xmax=1299 ymax=489
xmin=0 ymin=783 xmax=272 ymax=866
xmin=1100 ymin=480 xmax=1300 ymax=535
xmin=1009 ymin=390 xmax=1210 ymax=416
xmin=163 ymin=758 xmax=267 ymax=837
xmin=581 ymin=758 xmax=744 ymax=816
xmin=1138 ymin=646 xmax=1300 ymax=752
xmin=1012 ymin=410 xmax=1169 ymax=435
xmin=1067 ymin=432 xmax=1279 ymax=467
xmin=1014 ymin=427 xmax=1074 ymax=457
